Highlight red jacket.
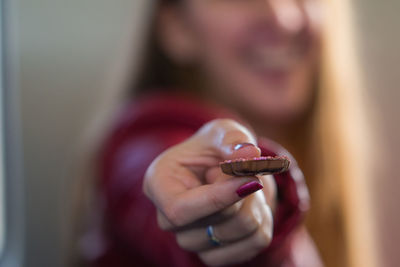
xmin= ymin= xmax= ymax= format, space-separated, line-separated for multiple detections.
xmin=82 ymin=94 xmax=321 ymax=267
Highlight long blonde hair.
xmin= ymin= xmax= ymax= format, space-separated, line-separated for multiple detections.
xmin=69 ymin=0 xmax=379 ymax=266
xmin=310 ymin=0 xmax=378 ymax=266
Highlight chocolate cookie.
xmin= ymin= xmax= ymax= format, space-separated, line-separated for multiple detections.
xmin=220 ymin=156 xmax=290 ymax=176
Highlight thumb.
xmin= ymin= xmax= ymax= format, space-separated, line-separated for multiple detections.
xmin=198 ymin=119 xmax=262 ymax=160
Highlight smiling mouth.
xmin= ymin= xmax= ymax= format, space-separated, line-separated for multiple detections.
xmin=246 ymin=43 xmax=308 ymax=73
xmin=242 ymin=32 xmax=312 ymax=76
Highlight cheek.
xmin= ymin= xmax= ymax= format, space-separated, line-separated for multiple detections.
xmin=188 ymin=2 xmax=320 ymax=122
xmin=189 ymin=7 xmax=252 ymax=75
xmin=231 ymin=47 xmax=318 ymax=122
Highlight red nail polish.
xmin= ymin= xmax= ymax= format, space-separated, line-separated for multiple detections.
xmin=234 ymin=143 xmax=255 ymax=151
xmin=236 ymin=181 xmax=263 ymax=198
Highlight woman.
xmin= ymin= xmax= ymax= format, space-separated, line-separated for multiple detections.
xmin=76 ymin=0 xmax=375 ymax=266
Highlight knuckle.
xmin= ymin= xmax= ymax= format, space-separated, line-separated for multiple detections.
xmin=203 ymin=118 xmax=240 ymax=134
xmin=163 ymin=201 xmax=186 ymax=227
xmin=142 ymin=168 xmax=153 ymax=197
xmin=156 ymin=212 xmax=166 ymax=230
xmin=237 ymin=211 xmax=259 ymax=233
xmin=201 ymin=119 xmax=235 ymax=136
xmin=157 ymin=211 xmax=173 ymax=231
xmin=210 ymin=118 xmax=236 ymax=129
xmin=200 ymin=119 xmax=255 ymax=147
xmin=219 ymin=202 xmax=241 ymax=218
xmin=142 ymin=155 xmax=164 ymax=197
xmin=263 ymin=205 xmax=274 ymax=226
xmin=223 ymin=129 xmax=251 ymax=145
xmin=175 ymin=234 xmax=188 ymax=249
xmin=254 ymin=227 xmax=273 ymax=250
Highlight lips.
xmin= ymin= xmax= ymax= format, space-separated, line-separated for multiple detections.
xmin=250 ymin=45 xmax=302 ymax=70
xmin=239 ymin=29 xmax=313 ymax=73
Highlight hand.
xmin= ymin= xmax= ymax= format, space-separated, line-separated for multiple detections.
xmin=143 ymin=119 xmax=277 ymax=266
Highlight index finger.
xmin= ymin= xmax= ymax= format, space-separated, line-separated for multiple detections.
xmin=157 ymin=176 xmax=262 ymax=227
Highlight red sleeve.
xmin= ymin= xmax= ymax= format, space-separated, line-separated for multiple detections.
xmin=89 ymin=96 xmax=318 ymax=267
xmin=247 ymin=138 xmax=313 ymax=266
xmin=97 ymin=129 xmax=205 ymax=267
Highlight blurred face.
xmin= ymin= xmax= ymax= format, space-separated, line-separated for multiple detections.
xmin=159 ymin=0 xmax=322 ymax=125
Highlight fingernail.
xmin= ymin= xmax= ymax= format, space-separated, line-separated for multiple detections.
xmin=236 ymin=181 xmax=263 ymax=198
xmin=234 ymin=143 xmax=256 ymax=151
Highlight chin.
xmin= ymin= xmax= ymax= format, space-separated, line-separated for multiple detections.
xmin=246 ymin=74 xmax=313 ymax=124
xmin=257 ymin=103 xmax=306 ymax=125
xmin=231 ymin=83 xmax=310 ymax=125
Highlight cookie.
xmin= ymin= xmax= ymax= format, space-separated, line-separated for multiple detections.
xmin=220 ymin=156 xmax=290 ymax=176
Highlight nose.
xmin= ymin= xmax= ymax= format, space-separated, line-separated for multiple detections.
xmin=259 ymin=0 xmax=308 ymax=34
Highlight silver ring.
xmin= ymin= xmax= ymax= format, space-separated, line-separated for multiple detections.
xmin=206 ymin=225 xmax=222 ymax=246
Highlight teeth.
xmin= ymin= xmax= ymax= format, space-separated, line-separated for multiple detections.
xmin=249 ymin=46 xmax=300 ymax=71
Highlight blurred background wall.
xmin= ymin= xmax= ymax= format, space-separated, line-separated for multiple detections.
xmin=17 ymin=0 xmax=149 ymax=266
xmin=351 ymin=0 xmax=400 ymax=266
xmin=12 ymin=0 xmax=400 ymax=266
